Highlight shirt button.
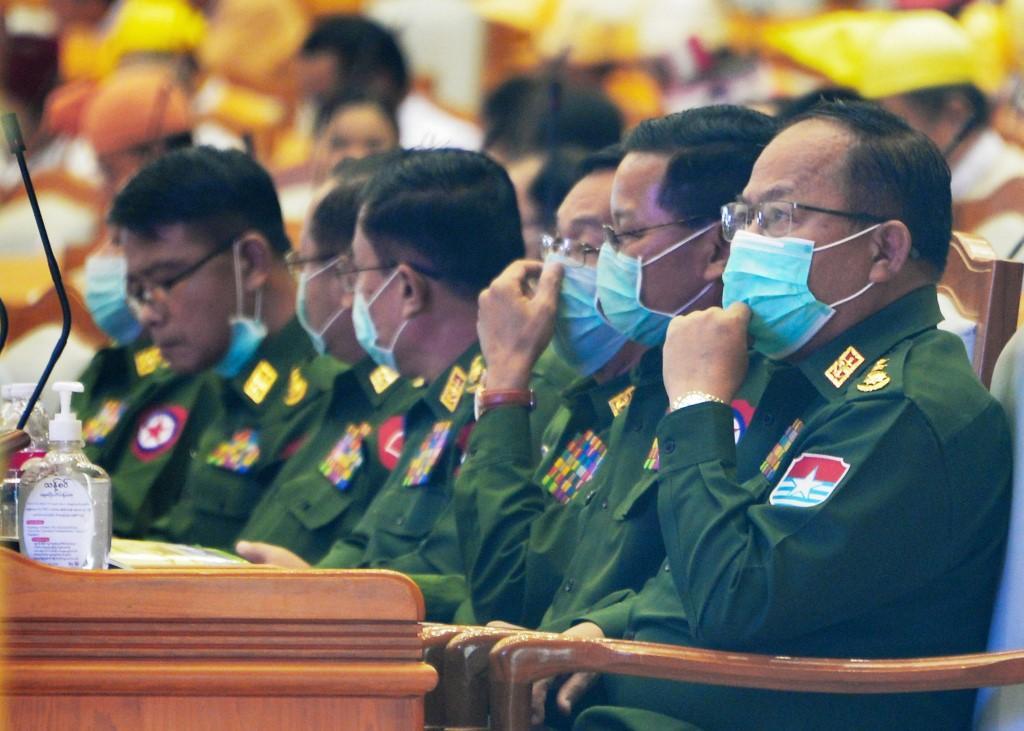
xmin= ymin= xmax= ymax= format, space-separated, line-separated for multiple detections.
xmin=564 ymin=579 xmax=575 ymax=592
xmin=395 ymin=516 xmax=405 ymax=526
xmin=584 ymin=491 xmax=596 ymax=506
xmin=664 ymin=563 xmax=671 ymax=572
xmin=600 ymin=499 xmax=609 ymax=510
xmin=762 ymin=412 xmax=775 ymax=426
xmin=662 ymin=439 xmax=676 ymax=454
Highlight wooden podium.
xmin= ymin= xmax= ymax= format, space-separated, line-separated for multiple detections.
xmin=0 ymin=548 xmax=435 ymax=730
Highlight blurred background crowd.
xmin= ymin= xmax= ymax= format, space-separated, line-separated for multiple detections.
xmin=2 ymin=0 xmax=1024 ymax=397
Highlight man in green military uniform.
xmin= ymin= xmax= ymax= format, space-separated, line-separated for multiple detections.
xmin=560 ymin=102 xmax=1011 ymax=731
xmin=108 ymin=146 xmax=319 ymax=549
xmin=234 ymin=154 xmax=419 ymax=562
xmin=238 ymin=149 xmax=568 ymax=621
xmin=456 ymin=108 xmax=778 ymax=635
xmin=79 ymin=343 xmax=221 ymax=537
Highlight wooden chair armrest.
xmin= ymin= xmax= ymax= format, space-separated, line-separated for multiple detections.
xmin=442 ymin=627 xmax=547 ymax=730
xmin=420 ymin=624 xmax=475 ymax=730
xmin=1 ymin=429 xmax=30 ymax=461
xmin=488 ymin=635 xmax=1024 ymax=731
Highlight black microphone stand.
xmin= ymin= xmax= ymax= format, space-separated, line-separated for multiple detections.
xmin=2 ymin=112 xmax=72 ymax=432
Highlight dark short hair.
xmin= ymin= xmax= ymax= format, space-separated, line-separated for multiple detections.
xmin=575 ymin=143 xmax=625 ymax=179
xmin=528 ymin=146 xmax=591 ymax=231
xmin=301 ymin=16 xmax=409 ymax=101
xmin=775 ymin=87 xmax=862 ymax=122
xmin=360 ymin=149 xmax=524 ymax=298
xmin=314 ymin=90 xmax=399 ymax=139
xmin=784 ymin=100 xmax=952 ymax=273
xmin=109 ymin=145 xmax=290 ymax=254
xmin=311 ymin=150 xmax=402 ymax=256
xmin=625 ymin=105 xmax=778 ymax=222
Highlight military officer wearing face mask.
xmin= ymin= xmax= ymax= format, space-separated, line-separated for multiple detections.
xmin=73 ymin=238 xmax=222 ymax=536
xmin=107 ymin=146 xmax=319 ymax=548
xmin=563 ymin=102 xmax=1012 ymax=731
xmin=455 ymin=145 xmax=651 ymax=627
xmin=460 ymin=108 xmax=779 ymax=651
xmin=235 ymin=149 xmax=568 ymax=622
xmin=233 ymin=153 xmax=419 ymax=564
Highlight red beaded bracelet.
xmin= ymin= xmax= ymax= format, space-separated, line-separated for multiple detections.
xmin=474 ymin=388 xmax=536 ymax=420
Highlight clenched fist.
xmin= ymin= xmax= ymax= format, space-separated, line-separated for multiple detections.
xmin=662 ymin=302 xmax=751 ymax=404
xmin=478 ymin=259 xmax=563 ymax=390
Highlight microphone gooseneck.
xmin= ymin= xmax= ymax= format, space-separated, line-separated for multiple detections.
xmin=2 ymin=112 xmax=72 ymax=430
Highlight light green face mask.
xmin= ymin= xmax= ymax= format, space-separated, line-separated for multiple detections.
xmin=594 ymin=223 xmax=715 ymax=347
xmin=547 ymin=254 xmax=630 ymax=377
xmin=296 ymin=254 xmax=348 ymax=356
xmin=722 ymin=226 xmax=879 ymax=359
xmin=215 ymin=242 xmax=267 ymax=377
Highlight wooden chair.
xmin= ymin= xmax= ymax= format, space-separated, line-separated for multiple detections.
xmin=486 ymin=633 xmax=1024 ymax=731
xmin=421 ymin=623 xmax=475 ymax=731
xmin=2 ymin=549 xmax=436 ymax=729
xmin=939 ymin=232 xmax=1023 ymax=387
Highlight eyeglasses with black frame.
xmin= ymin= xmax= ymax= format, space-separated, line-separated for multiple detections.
xmin=601 ymin=215 xmax=712 ymax=251
xmin=126 ymin=238 xmax=237 ymax=315
xmin=539 ymin=233 xmax=600 ymax=266
xmin=720 ymin=200 xmax=887 ymax=243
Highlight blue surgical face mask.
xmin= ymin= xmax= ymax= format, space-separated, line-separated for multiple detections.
xmin=352 ymin=269 xmax=406 ymax=371
xmin=595 ymin=223 xmax=716 ymax=346
xmin=296 ymin=255 xmax=348 ymax=356
xmin=215 ymin=242 xmax=268 ymax=377
xmin=548 ymin=254 xmax=630 ymax=377
xmin=722 ymin=225 xmax=880 ymax=359
xmin=84 ymin=254 xmax=142 ymax=344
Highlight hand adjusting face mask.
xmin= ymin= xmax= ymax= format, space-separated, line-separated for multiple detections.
xmin=352 ymin=269 xmax=407 ymax=370
xmin=548 ymin=254 xmax=631 ymax=377
xmin=84 ymin=253 xmax=143 ymax=344
xmin=296 ymin=254 xmax=348 ymax=356
xmin=215 ymin=241 xmax=268 ymax=377
xmin=722 ymin=224 xmax=881 ymax=359
xmin=595 ymin=222 xmax=716 ymax=346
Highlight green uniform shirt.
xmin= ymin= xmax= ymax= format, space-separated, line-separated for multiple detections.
xmin=589 ymin=287 xmax=1011 ymax=731
xmin=76 ymin=340 xmax=166 ymax=465
xmin=315 ymin=343 xmax=571 ymax=622
xmin=76 ymin=341 xmax=221 ymax=537
xmin=149 ymin=318 xmax=317 ymax=548
xmin=534 ymin=348 xmax=771 ymax=633
xmin=454 ymin=372 xmax=632 ymax=627
xmin=236 ymin=356 xmax=417 ymax=563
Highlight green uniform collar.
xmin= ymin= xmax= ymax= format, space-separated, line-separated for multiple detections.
xmin=418 ymin=342 xmax=482 ymax=421
xmin=225 ymin=317 xmax=315 ymax=410
xmin=795 ymin=285 xmax=942 ymax=400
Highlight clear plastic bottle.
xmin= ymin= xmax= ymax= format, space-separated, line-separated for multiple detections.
xmin=18 ymin=382 xmax=111 ymax=569
xmin=2 ymin=383 xmax=49 ymax=541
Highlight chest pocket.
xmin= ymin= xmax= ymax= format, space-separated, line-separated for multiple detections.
xmin=613 ymin=473 xmax=659 ymax=521
xmin=192 ymin=469 xmax=266 ymax=519
xmin=282 ymin=472 xmax=359 ymax=531
xmin=375 ymin=480 xmax=451 ymax=542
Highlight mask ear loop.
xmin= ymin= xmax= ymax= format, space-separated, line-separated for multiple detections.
xmin=635 ymin=222 xmax=717 ymax=315
xmin=815 ymin=223 xmax=882 ymax=308
xmin=232 ymin=239 xmax=265 ymax=322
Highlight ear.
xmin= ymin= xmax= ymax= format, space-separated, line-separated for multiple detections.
xmin=396 ymin=263 xmax=430 ymax=319
xmin=702 ymin=226 xmax=731 ymax=282
xmin=868 ymin=220 xmax=912 ymax=283
xmin=236 ymin=232 xmax=273 ymax=292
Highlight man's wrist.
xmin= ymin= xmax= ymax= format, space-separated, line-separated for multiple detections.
xmin=668 ymin=390 xmax=727 ymax=412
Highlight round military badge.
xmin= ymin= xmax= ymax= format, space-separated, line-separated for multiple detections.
xmin=131 ymin=405 xmax=187 ymax=462
xmin=376 ymin=415 xmax=405 ymax=471
xmin=732 ymin=399 xmax=755 ymax=444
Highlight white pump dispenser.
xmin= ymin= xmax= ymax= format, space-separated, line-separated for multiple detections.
xmin=49 ymin=381 xmax=84 ymax=442
xmin=18 ymin=381 xmax=111 ymax=569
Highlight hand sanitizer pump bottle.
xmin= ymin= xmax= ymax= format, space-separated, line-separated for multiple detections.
xmin=19 ymin=382 xmax=112 ymax=569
